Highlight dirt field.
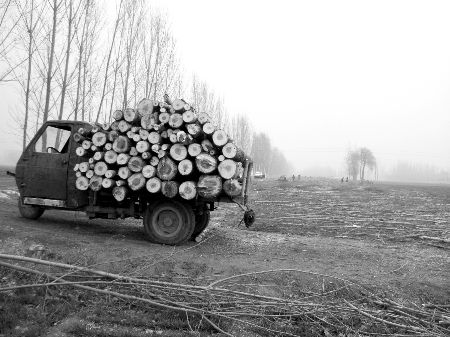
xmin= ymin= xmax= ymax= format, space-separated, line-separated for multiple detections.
xmin=0 ymin=174 xmax=449 ymax=336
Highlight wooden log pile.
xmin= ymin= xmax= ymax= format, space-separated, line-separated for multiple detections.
xmin=73 ymin=97 xmax=248 ymax=202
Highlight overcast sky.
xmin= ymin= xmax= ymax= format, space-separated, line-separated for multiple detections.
xmin=1 ymin=0 xmax=449 ymax=176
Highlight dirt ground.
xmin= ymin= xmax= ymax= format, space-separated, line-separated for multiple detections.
xmin=0 ymin=174 xmax=449 ymax=336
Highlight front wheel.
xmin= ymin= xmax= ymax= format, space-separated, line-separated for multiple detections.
xmin=18 ymin=198 xmax=44 ymax=220
xmin=143 ymin=200 xmax=195 ymax=245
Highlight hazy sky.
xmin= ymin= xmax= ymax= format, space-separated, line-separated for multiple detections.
xmin=1 ymin=0 xmax=449 ymax=175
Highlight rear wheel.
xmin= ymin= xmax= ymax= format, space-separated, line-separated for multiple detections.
xmin=191 ymin=209 xmax=210 ymax=240
xmin=18 ymin=198 xmax=44 ymax=220
xmin=143 ymin=200 xmax=195 ymax=245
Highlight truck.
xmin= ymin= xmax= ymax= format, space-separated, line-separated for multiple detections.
xmin=12 ymin=120 xmax=254 ymax=245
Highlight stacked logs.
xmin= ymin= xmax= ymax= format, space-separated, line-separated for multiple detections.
xmin=73 ymin=98 xmax=248 ymax=202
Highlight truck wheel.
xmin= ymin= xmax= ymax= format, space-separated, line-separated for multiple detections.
xmin=143 ymin=200 xmax=195 ymax=245
xmin=18 ymin=198 xmax=44 ymax=220
xmin=191 ymin=210 xmax=210 ymax=240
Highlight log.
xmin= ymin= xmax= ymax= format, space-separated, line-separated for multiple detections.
xmin=75 ymin=176 xmax=89 ymax=190
xmin=94 ymin=161 xmax=108 ymax=176
xmin=112 ymin=109 xmax=123 ymax=120
xmin=159 ymin=112 xmax=170 ymax=124
xmin=132 ymin=133 xmax=141 ymax=142
xmin=129 ymin=147 xmax=138 ymax=156
xmin=116 ymin=153 xmax=131 ymax=165
xmin=179 ymin=181 xmax=197 ymax=200
xmin=223 ymin=179 xmax=242 ymax=197
xmin=151 ymin=144 xmax=160 ymax=153
xmin=176 ymin=131 xmax=193 ymax=145
xmin=198 ymin=112 xmax=209 ymax=124
xmin=158 ymin=149 xmax=166 ymax=158
xmin=142 ymin=165 xmax=156 ymax=178
xmin=123 ymin=108 xmax=140 ymax=123
xmin=141 ymin=151 xmax=151 ymax=160
xmin=118 ymin=166 xmax=131 ymax=179
xmin=127 ymin=173 xmax=146 ymax=191
xmin=203 ymin=122 xmax=215 ymax=135
xmin=104 ymin=170 xmax=117 ymax=179
xmin=86 ymin=170 xmax=94 ymax=179
xmin=126 ymin=131 xmax=135 ymax=139
xmin=137 ymin=98 xmax=154 ymax=115
xmin=178 ymin=159 xmax=193 ymax=176
xmin=112 ymin=186 xmax=128 ymax=202
xmin=104 ymin=143 xmax=113 ymax=150
xmin=108 ymin=130 xmax=119 ymax=142
xmin=112 ymin=136 xmax=131 ymax=153
xmin=82 ymin=139 xmax=92 ymax=150
xmin=170 ymin=144 xmax=187 ymax=161
xmin=89 ymin=175 xmax=103 ymax=191
xmin=110 ymin=121 xmax=120 ymax=131
xmin=212 ymin=130 xmax=228 ymax=147
xmin=157 ymin=157 xmax=178 ymax=180
xmin=118 ymin=120 xmax=131 ymax=133
xmin=131 ymin=126 xmax=140 ymax=133
xmin=116 ymin=179 xmax=127 ymax=187
xmin=201 ymin=139 xmax=214 ymax=152
xmin=169 ymin=133 xmax=178 ymax=143
xmin=136 ymin=140 xmax=150 ymax=153
xmin=104 ymin=150 xmax=118 ymax=164
xmin=188 ymin=143 xmax=202 ymax=157
xmin=78 ymin=127 xmax=92 ymax=136
xmin=73 ymin=163 xmax=80 ymax=171
xmin=93 ymin=151 xmax=104 ymax=161
xmin=218 ymin=159 xmax=238 ymax=179
xmin=172 ymin=98 xmax=186 ymax=112
xmin=90 ymin=145 xmax=98 ymax=152
xmin=92 ymin=132 xmax=107 ymax=147
xmin=139 ymin=128 xmax=149 ymax=140
xmin=128 ymin=156 xmax=144 ymax=172
xmin=218 ymin=155 xmax=225 ymax=162
xmin=148 ymin=131 xmax=161 ymax=144
xmin=168 ymin=113 xmax=183 ymax=128
xmin=222 ymin=142 xmax=245 ymax=161
xmin=102 ymin=178 xmax=114 ymax=189
xmin=197 ymin=175 xmax=222 ymax=198
xmin=146 ymin=177 xmax=161 ymax=193
xmin=78 ymin=162 xmax=89 ymax=173
xmin=73 ymin=132 xmax=85 ymax=143
xmin=150 ymin=156 xmax=159 ymax=166
xmin=182 ymin=110 xmax=197 ymax=123
xmin=160 ymin=130 xmax=168 ymax=139
xmin=161 ymin=181 xmax=179 ymax=198
xmin=75 ymin=171 xmax=82 ymax=178
xmin=76 ymin=147 xmax=87 ymax=157
xmin=196 ymin=153 xmax=217 ymax=174
xmin=88 ymin=158 xmax=95 ymax=165
xmin=161 ymin=144 xmax=170 ymax=151
xmin=186 ymin=123 xmax=202 ymax=137
xmin=101 ymin=123 xmax=111 ymax=131
xmin=141 ymin=113 xmax=157 ymax=130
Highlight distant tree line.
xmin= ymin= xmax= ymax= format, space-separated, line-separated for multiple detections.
xmin=346 ymin=147 xmax=377 ymax=181
xmin=0 ymin=0 xmax=292 ymax=173
xmin=385 ymin=162 xmax=449 ymax=183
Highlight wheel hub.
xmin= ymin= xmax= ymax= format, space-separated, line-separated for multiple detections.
xmin=155 ymin=209 xmax=182 ymax=237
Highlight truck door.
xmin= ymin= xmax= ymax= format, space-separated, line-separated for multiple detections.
xmin=21 ymin=124 xmax=72 ymax=201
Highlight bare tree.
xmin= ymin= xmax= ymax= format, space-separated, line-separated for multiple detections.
xmin=346 ymin=150 xmax=360 ymax=181
xmin=359 ymin=147 xmax=376 ymax=181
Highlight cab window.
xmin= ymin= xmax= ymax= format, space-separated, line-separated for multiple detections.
xmin=34 ymin=125 xmax=71 ymax=154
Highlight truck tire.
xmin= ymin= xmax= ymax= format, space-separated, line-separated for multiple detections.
xmin=18 ymin=198 xmax=44 ymax=220
xmin=143 ymin=200 xmax=195 ymax=245
xmin=191 ymin=210 xmax=210 ymax=240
